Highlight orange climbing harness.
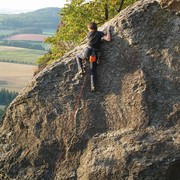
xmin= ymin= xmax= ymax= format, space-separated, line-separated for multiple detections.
xmin=89 ymin=54 xmax=96 ymax=62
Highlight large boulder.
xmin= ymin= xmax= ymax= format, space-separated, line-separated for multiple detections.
xmin=0 ymin=0 xmax=179 ymax=179
xmin=158 ymin=0 xmax=180 ymax=11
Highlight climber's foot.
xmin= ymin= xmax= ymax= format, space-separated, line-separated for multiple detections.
xmin=91 ymin=86 xmax=95 ymax=92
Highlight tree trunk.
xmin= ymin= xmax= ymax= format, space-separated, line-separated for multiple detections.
xmin=118 ymin=0 xmax=124 ymax=12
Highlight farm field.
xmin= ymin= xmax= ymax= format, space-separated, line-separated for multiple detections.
xmin=0 ymin=62 xmax=36 ymax=92
xmin=0 ymin=8 xmax=59 ymax=95
xmin=0 ymin=46 xmax=47 ymax=64
xmin=4 ymin=34 xmax=49 ymax=41
xmin=0 ymin=29 xmax=55 ymax=38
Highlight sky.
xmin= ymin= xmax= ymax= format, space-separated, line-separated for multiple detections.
xmin=0 ymin=0 xmax=67 ymax=10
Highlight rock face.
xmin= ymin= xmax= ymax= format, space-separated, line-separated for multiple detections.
xmin=0 ymin=0 xmax=180 ymax=179
xmin=158 ymin=0 xmax=180 ymax=11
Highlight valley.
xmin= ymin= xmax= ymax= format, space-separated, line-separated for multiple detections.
xmin=0 ymin=8 xmax=60 ymax=119
xmin=0 ymin=7 xmax=60 ymax=93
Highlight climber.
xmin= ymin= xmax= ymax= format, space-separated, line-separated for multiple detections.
xmin=76 ymin=22 xmax=111 ymax=91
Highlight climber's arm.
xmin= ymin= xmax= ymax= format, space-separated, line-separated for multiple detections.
xmin=102 ymin=26 xmax=111 ymax=42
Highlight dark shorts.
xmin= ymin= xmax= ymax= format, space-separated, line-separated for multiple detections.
xmin=77 ymin=47 xmax=93 ymax=60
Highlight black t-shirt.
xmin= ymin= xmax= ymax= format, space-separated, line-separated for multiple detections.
xmin=87 ymin=31 xmax=105 ymax=49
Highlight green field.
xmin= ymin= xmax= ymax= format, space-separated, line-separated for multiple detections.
xmin=0 ymin=46 xmax=47 ymax=64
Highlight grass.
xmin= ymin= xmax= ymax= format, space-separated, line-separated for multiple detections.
xmin=0 ymin=46 xmax=47 ymax=64
xmin=0 ymin=62 xmax=36 ymax=92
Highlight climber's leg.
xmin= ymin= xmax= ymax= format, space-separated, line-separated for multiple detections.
xmin=76 ymin=55 xmax=83 ymax=73
xmin=76 ymin=48 xmax=92 ymax=74
xmin=90 ymin=62 xmax=97 ymax=91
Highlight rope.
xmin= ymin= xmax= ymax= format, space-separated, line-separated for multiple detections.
xmin=73 ymin=71 xmax=88 ymax=119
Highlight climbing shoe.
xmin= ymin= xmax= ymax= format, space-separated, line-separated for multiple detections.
xmin=91 ymin=86 xmax=95 ymax=92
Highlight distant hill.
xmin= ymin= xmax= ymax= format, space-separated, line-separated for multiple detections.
xmin=0 ymin=7 xmax=60 ymax=30
xmin=0 ymin=8 xmax=33 ymax=14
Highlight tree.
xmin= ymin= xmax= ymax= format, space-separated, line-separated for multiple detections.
xmin=0 ymin=107 xmax=6 ymax=122
xmin=0 ymin=88 xmax=18 ymax=122
xmin=42 ymin=0 xmax=137 ymax=63
xmin=0 ymin=88 xmax=18 ymax=105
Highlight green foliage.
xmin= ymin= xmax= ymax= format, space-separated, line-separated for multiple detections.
xmin=37 ymin=51 xmax=52 ymax=65
xmin=0 ymin=40 xmax=46 ymax=50
xmin=43 ymin=0 xmax=137 ymax=63
xmin=0 ymin=88 xmax=18 ymax=105
xmin=0 ymin=88 xmax=18 ymax=121
xmin=0 ymin=107 xmax=6 ymax=122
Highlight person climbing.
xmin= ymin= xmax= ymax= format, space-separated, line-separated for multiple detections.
xmin=76 ymin=22 xmax=111 ymax=91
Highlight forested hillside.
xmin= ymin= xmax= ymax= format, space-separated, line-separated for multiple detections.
xmin=0 ymin=88 xmax=18 ymax=121
xmin=0 ymin=88 xmax=18 ymax=105
xmin=0 ymin=7 xmax=60 ymax=30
